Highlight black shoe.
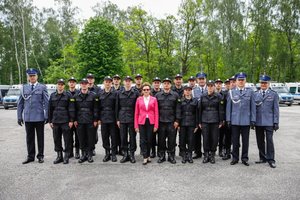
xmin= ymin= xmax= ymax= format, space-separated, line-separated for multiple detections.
xmin=111 ymin=154 xmax=117 ymax=162
xmin=78 ymin=151 xmax=87 ymax=163
xmin=22 ymin=158 xmax=34 ymax=164
xmin=63 ymin=153 xmax=69 ymax=164
xmin=38 ymin=158 xmax=44 ymax=163
xmin=193 ymin=153 xmax=202 ymax=159
xmin=150 ymin=151 xmax=156 ymax=158
xmin=120 ymin=152 xmax=130 ymax=163
xmin=269 ymin=162 xmax=276 ymax=168
xmin=222 ymin=154 xmax=231 ymax=160
xmin=87 ymin=154 xmax=94 ymax=163
xmin=129 ymin=152 xmax=136 ymax=163
xmin=75 ymin=150 xmax=80 ymax=159
xmin=255 ymin=160 xmax=267 ymax=164
xmin=230 ymin=160 xmax=238 ymax=165
xmin=181 ymin=156 xmax=186 ymax=164
xmin=187 ymin=152 xmax=193 ymax=163
xmin=92 ymin=150 xmax=96 ymax=156
xmin=53 ymin=152 xmax=63 ymax=164
xmin=242 ymin=161 xmax=250 ymax=166
xmin=168 ymin=155 xmax=176 ymax=164
xmin=210 ymin=154 xmax=216 ymax=164
xmin=157 ymin=156 xmax=166 ymax=163
xmin=203 ymin=156 xmax=209 ymax=163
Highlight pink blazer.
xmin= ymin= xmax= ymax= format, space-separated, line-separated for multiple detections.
xmin=134 ymin=96 xmax=159 ymax=129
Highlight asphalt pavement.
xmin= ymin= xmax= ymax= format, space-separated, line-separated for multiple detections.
xmin=0 ymin=105 xmax=300 ymax=200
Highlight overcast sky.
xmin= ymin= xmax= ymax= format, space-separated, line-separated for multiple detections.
xmin=33 ymin=0 xmax=183 ymax=19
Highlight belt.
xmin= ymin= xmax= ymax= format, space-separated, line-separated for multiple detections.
xmin=203 ymin=107 xmax=217 ymax=111
xmin=161 ymin=106 xmax=173 ymax=110
xmin=183 ymin=112 xmax=194 ymax=116
xmin=120 ymin=107 xmax=132 ymax=111
xmin=55 ymin=107 xmax=67 ymax=111
xmin=80 ymin=108 xmax=92 ymax=112
xmin=102 ymin=108 xmax=113 ymax=111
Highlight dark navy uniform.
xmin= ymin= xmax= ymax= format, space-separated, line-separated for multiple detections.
xmin=226 ymin=73 xmax=256 ymax=166
xmin=199 ymin=88 xmax=224 ymax=163
xmin=112 ymin=83 xmax=123 ymax=155
xmin=74 ymin=90 xmax=99 ymax=163
xmin=179 ymin=95 xmax=198 ymax=163
xmin=17 ymin=68 xmax=49 ymax=164
xmin=155 ymin=86 xmax=181 ymax=164
xmin=48 ymin=86 xmax=75 ymax=164
xmin=254 ymin=75 xmax=279 ymax=168
xmin=67 ymin=88 xmax=80 ymax=158
xmin=116 ymin=86 xmax=139 ymax=163
xmin=171 ymin=85 xmax=184 ymax=98
xmin=193 ymin=72 xmax=208 ymax=159
xmin=99 ymin=87 xmax=118 ymax=162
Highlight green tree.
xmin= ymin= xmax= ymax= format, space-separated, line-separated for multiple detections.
xmin=76 ymin=17 xmax=123 ymax=82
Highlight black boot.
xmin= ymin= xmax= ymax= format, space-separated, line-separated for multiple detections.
xmin=75 ymin=148 xmax=80 ymax=159
xmin=53 ymin=151 xmax=63 ymax=164
xmin=129 ymin=152 xmax=136 ymax=163
xmin=181 ymin=152 xmax=186 ymax=164
xmin=78 ymin=150 xmax=87 ymax=163
xmin=150 ymin=147 xmax=156 ymax=158
xmin=157 ymin=153 xmax=166 ymax=163
xmin=87 ymin=151 xmax=94 ymax=163
xmin=111 ymin=151 xmax=117 ymax=162
xmin=202 ymin=152 xmax=209 ymax=163
xmin=210 ymin=152 xmax=216 ymax=164
xmin=63 ymin=152 xmax=69 ymax=164
xmin=222 ymin=149 xmax=231 ymax=160
xmin=120 ymin=151 xmax=130 ymax=163
xmin=103 ymin=150 xmax=111 ymax=162
xmin=219 ymin=148 xmax=224 ymax=157
xmin=187 ymin=152 xmax=193 ymax=163
xmin=168 ymin=153 xmax=176 ymax=164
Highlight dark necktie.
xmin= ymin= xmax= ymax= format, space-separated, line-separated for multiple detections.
xmin=240 ymin=89 xmax=243 ymax=94
xmin=31 ymin=84 xmax=34 ymax=91
xmin=201 ymin=88 xmax=203 ymax=94
xmin=262 ymin=91 xmax=265 ymax=97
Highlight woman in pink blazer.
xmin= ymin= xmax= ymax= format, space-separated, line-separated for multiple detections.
xmin=134 ymin=83 xmax=159 ymax=165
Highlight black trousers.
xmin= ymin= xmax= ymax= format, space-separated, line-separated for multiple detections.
xmin=25 ymin=122 xmax=45 ymax=160
xmin=53 ymin=123 xmax=71 ymax=153
xmin=219 ymin=125 xmax=226 ymax=152
xmin=158 ymin=122 xmax=176 ymax=155
xmin=202 ymin=123 xmax=219 ymax=152
xmin=70 ymin=126 xmax=79 ymax=152
xmin=101 ymin=122 xmax=117 ymax=153
xmin=151 ymin=132 xmax=158 ymax=152
xmin=115 ymin=125 xmax=121 ymax=151
xmin=193 ymin=128 xmax=202 ymax=155
xmin=255 ymin=126 xmax=275 ymax=163
xmin=231 ymin=125 xmax=250 ymax=162
xmin=120 ymin=123 xmax=136 ymax=153
xmin=179 ymin=126 xmax=194 ymax=153
xmin=224 ymin=125 xmax=232 ymax=150
xmin=77 ymin=123 xmax=96 ymax=153
xmin=139 ymin=119 xmax=154 ymax=158
xmin=94 ymin=126 xmax=99 ymax=146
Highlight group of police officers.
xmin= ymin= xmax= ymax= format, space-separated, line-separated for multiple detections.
xmin=17 ymin=68 xmax=279 ymax=168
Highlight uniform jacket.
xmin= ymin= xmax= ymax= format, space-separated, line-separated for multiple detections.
xmin=155 ymin=90 xmax=181 ymax=123
xmin=171 ymin=85 xmax=184 ymax=98
xmin=99 ymin=88 xmax=117 ymax=123
xmin=17 ymin=83 xmax=49 ymax=122
xmin=254 ymin=89 xmax=279 ymax=126
xmin=134 ymin=96 xmax=159 ymax=129
xmin=48 ymin=91 xmax=75 ymax=123
xmin=199 ymin=92 xmax=224 ymax=124
xmin=116 ymin=88 xmax=139 ymax=123
xmin=74 ymin=91 xmax=99 ymax=124
xmin=226 ymin=87 xmax=256 ymax=126
xmin=151 ymin=88 xmax=161 ymax=97
xmin=179 ymin=97 xmax=198 ymax=127
xmin=192 ymin=85 xmax=207 ymax=100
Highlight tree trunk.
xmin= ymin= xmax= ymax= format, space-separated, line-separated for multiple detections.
xmin=12 ymin=25 xmax=22 ymax=84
